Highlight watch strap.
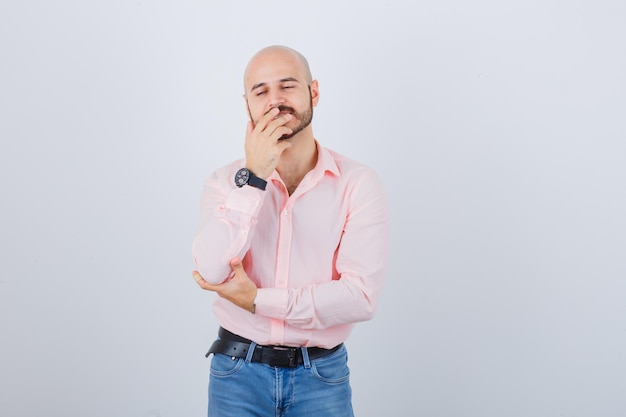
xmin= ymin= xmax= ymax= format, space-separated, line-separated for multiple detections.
xmin=247 ymin=171 xmax=267 ymax=190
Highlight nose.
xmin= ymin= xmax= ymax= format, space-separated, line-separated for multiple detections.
xmin=267 ymin=89 xmax=284 ymax=109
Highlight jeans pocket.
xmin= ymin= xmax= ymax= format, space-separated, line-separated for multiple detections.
xmin=310 ymin=346 xmax=351 ymax=384
xmin=210 ymin=353 xmax=245 ymax=377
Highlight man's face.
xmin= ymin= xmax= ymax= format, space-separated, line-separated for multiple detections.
xmin=244 ymin=50 xmax=318 ymax=139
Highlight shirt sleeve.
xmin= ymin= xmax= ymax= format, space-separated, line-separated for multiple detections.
xmin=191 ymin=167 xmax=266 ymax=284
xmin=254 ymin=168 xmax=389 ymax=329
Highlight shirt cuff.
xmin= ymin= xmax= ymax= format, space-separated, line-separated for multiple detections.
xmin=254 ymin=288 xmax=288 ymax=319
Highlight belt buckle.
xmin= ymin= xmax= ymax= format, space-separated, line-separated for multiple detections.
xmin=268 ymin=347 xmax=298 ymax=368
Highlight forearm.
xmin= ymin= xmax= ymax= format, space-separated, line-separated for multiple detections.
xmin=192 ymin=174 xmax=265 ymax=284
xmin=255 ymin=170 xmax=390 ymax=329
xmin=254 ymin=269 xmax=386 ymax=330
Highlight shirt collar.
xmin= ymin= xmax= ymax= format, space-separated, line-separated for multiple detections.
xmin=312 ymin=141 xmax=340 ymax=179
xmin=268 ymin=140 xmax=340 ymax=183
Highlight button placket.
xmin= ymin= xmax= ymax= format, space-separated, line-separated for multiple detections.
xmin=275 ymin=206 xmax=292 ymax=288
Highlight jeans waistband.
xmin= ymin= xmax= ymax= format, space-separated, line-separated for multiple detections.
xmin=206 ymin=327 xmax=342 ymax=368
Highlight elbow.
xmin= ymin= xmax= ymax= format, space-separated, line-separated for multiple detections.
xmin=191 ymin=239 xmax=229 ymax=285
xmin=346 ymin=286 xmax=379 ymax=323
xmin=358 ymin=298 xmax=378 ymax=322
xmin=352 ymin=275 xmax=382 ymax=322
xmin=354 ymin=279 xmax=384 ymax=322
xmin=195 ymin=264 xmax=228 ymax=286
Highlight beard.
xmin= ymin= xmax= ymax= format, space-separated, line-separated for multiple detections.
xmin=248 ymin=88 xmax=314 ymax=140
xmin=275 ymin=103 xmax=312 ymax=140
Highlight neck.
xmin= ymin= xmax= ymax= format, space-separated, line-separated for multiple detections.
xmin=276 ymin=129 xmax=318 ymax=194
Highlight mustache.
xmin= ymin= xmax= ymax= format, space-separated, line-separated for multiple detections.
xmin=265 ymin=105 xmax=297 ymax=116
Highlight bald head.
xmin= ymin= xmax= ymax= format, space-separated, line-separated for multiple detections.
xmin=244 ymin=45 xmax=313 ymax=92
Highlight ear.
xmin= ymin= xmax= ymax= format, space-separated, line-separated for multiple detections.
xmin=309 ymin=80 xmax=320 ymax=107
xmin=242 ymin=94 xmax=253 ymax=122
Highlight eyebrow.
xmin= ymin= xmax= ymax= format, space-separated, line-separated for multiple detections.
xmin=250 ymin=77 xmax=300 ymax=93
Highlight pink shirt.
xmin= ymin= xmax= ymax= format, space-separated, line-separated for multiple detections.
xmin=192 ymin=144 xmax=389 ymax=349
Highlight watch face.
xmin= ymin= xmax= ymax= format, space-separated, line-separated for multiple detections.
xmin=235 ymin=168 xmax=250 ymax=187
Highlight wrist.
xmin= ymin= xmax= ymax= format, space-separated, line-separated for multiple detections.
xmin=247 ymin=167 xmax=271 ymax=181
xmin=250 ymin=291 xmax=257 ymax=314
xmin=234 ymin=167 xmax=267 ymax=190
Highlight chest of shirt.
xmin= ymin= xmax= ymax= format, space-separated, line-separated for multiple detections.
xmin=247 ymin=179 xmax=349 ymax=286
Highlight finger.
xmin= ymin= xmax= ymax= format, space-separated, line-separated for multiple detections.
xmin=252 ymin=107 xmax=281 ymax=133
xmin=267 ymin=123 xmax=293 ymax=141
xmin=192 ymin=271 xmax=214 ymax=290
xmin=265 ymin=113 xmax=293 ymax=136
xmin=255 ymin=108 xmax=293 ymax=136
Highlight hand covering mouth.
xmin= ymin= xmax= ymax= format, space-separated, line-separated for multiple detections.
xmin=277 ymin=105 xmax=296 ymax=116
xmin=266 ymin=105 xmax=296 ymax=120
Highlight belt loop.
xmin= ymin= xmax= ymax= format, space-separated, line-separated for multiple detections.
xmin=245 ymin=342 xmax=257 ymax=363
xmin=301 ymin=347 xmax=311 ymax=368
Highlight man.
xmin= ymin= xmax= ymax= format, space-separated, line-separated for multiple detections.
xmin=191 ymin=45 xmax=389 ymax=417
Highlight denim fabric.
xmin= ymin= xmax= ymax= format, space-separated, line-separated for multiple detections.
xmin=208 ymin=344 xmax=354 ymax=417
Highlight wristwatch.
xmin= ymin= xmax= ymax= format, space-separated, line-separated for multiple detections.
xmin=234 ymin=167 xmax=267 ymax=190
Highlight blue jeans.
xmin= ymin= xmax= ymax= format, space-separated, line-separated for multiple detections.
xmin=208 ymin=343 xmax=354 ymax=417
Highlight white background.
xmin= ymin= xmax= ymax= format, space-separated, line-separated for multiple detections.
xmin=1 ymin=1 xmax=625 ymax=416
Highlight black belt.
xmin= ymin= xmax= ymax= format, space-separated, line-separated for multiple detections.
xmin=206 ymin=327 xmax=342 ymax=368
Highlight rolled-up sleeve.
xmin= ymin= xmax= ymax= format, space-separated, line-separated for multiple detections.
xmin=192 ymin=166 xmax=266 ymax=284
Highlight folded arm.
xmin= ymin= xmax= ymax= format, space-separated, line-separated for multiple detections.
xmin=191 ymin=169 xmax=266 ymax=285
